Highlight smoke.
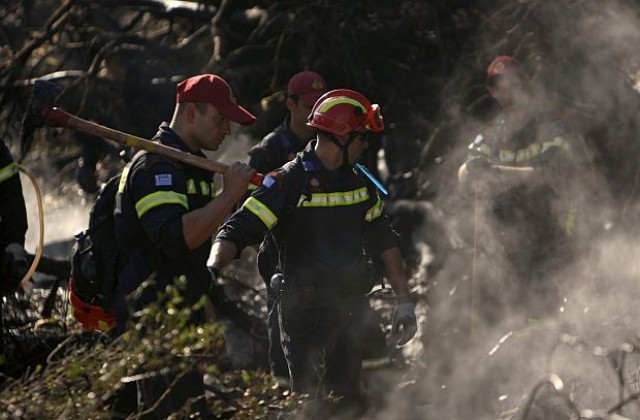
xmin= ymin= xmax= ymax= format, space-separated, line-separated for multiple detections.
xmin=370 ymin=1 xmax=640 ymax=419
xmin=11 ymin=1 xmax=640 ymax=417
xmin=21 ymin=172 xmax=90 ymax=258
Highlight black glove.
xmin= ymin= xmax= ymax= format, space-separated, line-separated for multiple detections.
xmin=390 ymin=302 xmax=418 ymax=347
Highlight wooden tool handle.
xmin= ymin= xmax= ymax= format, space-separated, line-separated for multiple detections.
xmin=42 ymin=106 xmax=264 ymax=186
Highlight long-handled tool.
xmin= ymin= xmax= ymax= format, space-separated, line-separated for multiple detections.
xmin=20 ymin=80 xmax=264 ymax=186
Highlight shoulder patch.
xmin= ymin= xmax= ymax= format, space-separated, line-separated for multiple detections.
xmin=262 ymin=175 xmax=276 ymax=189
xmin=154 ymin=173 xmax=173 ymax=187
xmin=264 ymin=171 xmax=286 ymax=190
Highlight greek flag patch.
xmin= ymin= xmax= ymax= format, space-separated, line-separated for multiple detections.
xmin=155 ymin=174 xmax=173 ymax=186
xmin=262 ymin=176 xmax=276 ymax=189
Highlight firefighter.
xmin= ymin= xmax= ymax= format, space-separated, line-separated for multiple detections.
xmin=458 ymin=56 xmax=581 ymax=318
xmin=0 ymin=137 xmax=29 ymax=373
xmin=113 ymin=74 xmax=256 ymax=417
xmin=249 ymin=70 xmax=328 ymax=174
xmin=210 ymin=89 xmax=417 ymax=415
xmin=249 ymin=70 xmax=328 ymax=385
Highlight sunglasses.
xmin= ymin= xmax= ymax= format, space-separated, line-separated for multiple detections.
xmin=356 ymin=131 xmax=374 ymax=143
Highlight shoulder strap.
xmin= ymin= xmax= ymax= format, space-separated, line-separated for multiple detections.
xmin=278 ymin=155 xmax=312 ymax=215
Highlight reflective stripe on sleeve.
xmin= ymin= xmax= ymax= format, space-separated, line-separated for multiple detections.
xmin=0 ymin=162 xmax=18 ymax=184
xmin=365 ymin=196 xmax=384 ymax=221
xmin=243 ymin=196 xmax=278 ymax=229
xmin=135 ymin=191 xmax=188 ymax=218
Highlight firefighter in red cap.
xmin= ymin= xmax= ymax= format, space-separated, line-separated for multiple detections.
xmin=249 ymin=70 xmax=328 ymax=173
xmin=112 ymin=74 xmax=256 ymax=417
xmin=458 ymin=56 xmax=581 ymax=317
xmin=210 ymin=89 xmax=417 ymax=414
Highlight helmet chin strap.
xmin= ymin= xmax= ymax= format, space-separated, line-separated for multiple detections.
xmin=329 ymin=132 xmax=358 ymax=168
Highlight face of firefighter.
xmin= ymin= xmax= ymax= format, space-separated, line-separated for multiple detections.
xmin=488 ymin=72 xmax=529 ymax=110
xmin=191 ymin=103 xmax=231 ymax=151
xmin=287 ymin=97 xmax=315 ymax=140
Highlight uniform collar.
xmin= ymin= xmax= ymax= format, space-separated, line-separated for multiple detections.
xmin=301 ymin=140 xmax=353 ymax=176
xmin=281 ymin=115 xmax=307 ymax=148
xmin=154 ymin=122 xmax=207 ymax=159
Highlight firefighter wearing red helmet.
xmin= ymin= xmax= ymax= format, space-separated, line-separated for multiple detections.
xmin=248 ymin=71 xmax=328 ymax=386
xmin=307 ymin=89 xmax=384 ymax=167
xmin=458 ymin=56 xmax=583 ymax=318
xmin=210 ymin=89 xmax=416 ymax=414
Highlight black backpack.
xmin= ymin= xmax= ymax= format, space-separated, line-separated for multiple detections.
xmin=71 ymin=174 xmax=127 ymax=309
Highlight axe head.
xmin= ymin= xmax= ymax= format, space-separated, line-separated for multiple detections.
xmin=19 ymin=80 xmax=62 ymax=160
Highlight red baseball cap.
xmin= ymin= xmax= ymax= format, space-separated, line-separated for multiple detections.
xmin=486 ymin=56 xmax=525 ymax=80
xmin=287 ymin=71 xmax=328 ymax=107
xmin=176 ymin=74 xmax=256 ymax=125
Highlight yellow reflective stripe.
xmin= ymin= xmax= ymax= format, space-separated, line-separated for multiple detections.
xmin=515 ymin=143 xmax=542 ymax=163
xmin=211 ymin=182 xmax=217 ymax=197
xmin=135 ymin=191 xmax=188 ymax=218
xmin=499 ymin=149 xmax=516 ymax=162
xmin=247 ymin=184 xmax=259 ymax=191
xmin=297 ymin=187 xmax=369 ymax=208
xmin=541 ymin=136 xmax=570 ymax=153
xmin=243 ymin=196 xmax=278 ymax=229
xmin=318 ymin=97 xmax=366 ymax=114
xmin=118 ymin=164 xmax=132 ymax=193
xmin=565 ymin=199 xmax=577 ymax=237
xmin=0 ymin=162 xmax=18 ymax=183
xmin=365 ymin=196 xmax=384 ymax=221
xmin=187 ymin=179 xmax=197 ymax=194
xmin=200 ymin=181 xmax=210 ymax=196
xmin=498 ymin=137 xmax=571 ymax=164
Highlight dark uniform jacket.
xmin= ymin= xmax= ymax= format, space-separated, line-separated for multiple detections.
xmin=247 ymin=117 xmax=309 ymax=280
xmin=0 ymin=140 xmax=28 ymax=249
xmin=465 ymin=111 xmax=580 ymax=273
xmin=248 ymin=117 xmax=306 ymax=174
xmin=115 ymin=124 xmax=216 ymax=312
xmin=0 ymin=139 xmax=28 ymax=367
xmin=218 ymin=141 xmax=398 ymax=299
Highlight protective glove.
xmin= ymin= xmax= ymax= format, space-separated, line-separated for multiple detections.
xmin=390 ymin=302 xmax=417 ymax=347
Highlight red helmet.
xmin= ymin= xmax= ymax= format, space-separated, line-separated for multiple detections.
xmin=307 ymin=89 xmax=384 ymax=136
xmin=68 ymin=278 xmax=116 ymax=331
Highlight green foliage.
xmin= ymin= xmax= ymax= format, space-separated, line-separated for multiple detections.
xmin=0 ymin=278 xmax=301 ymax=418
